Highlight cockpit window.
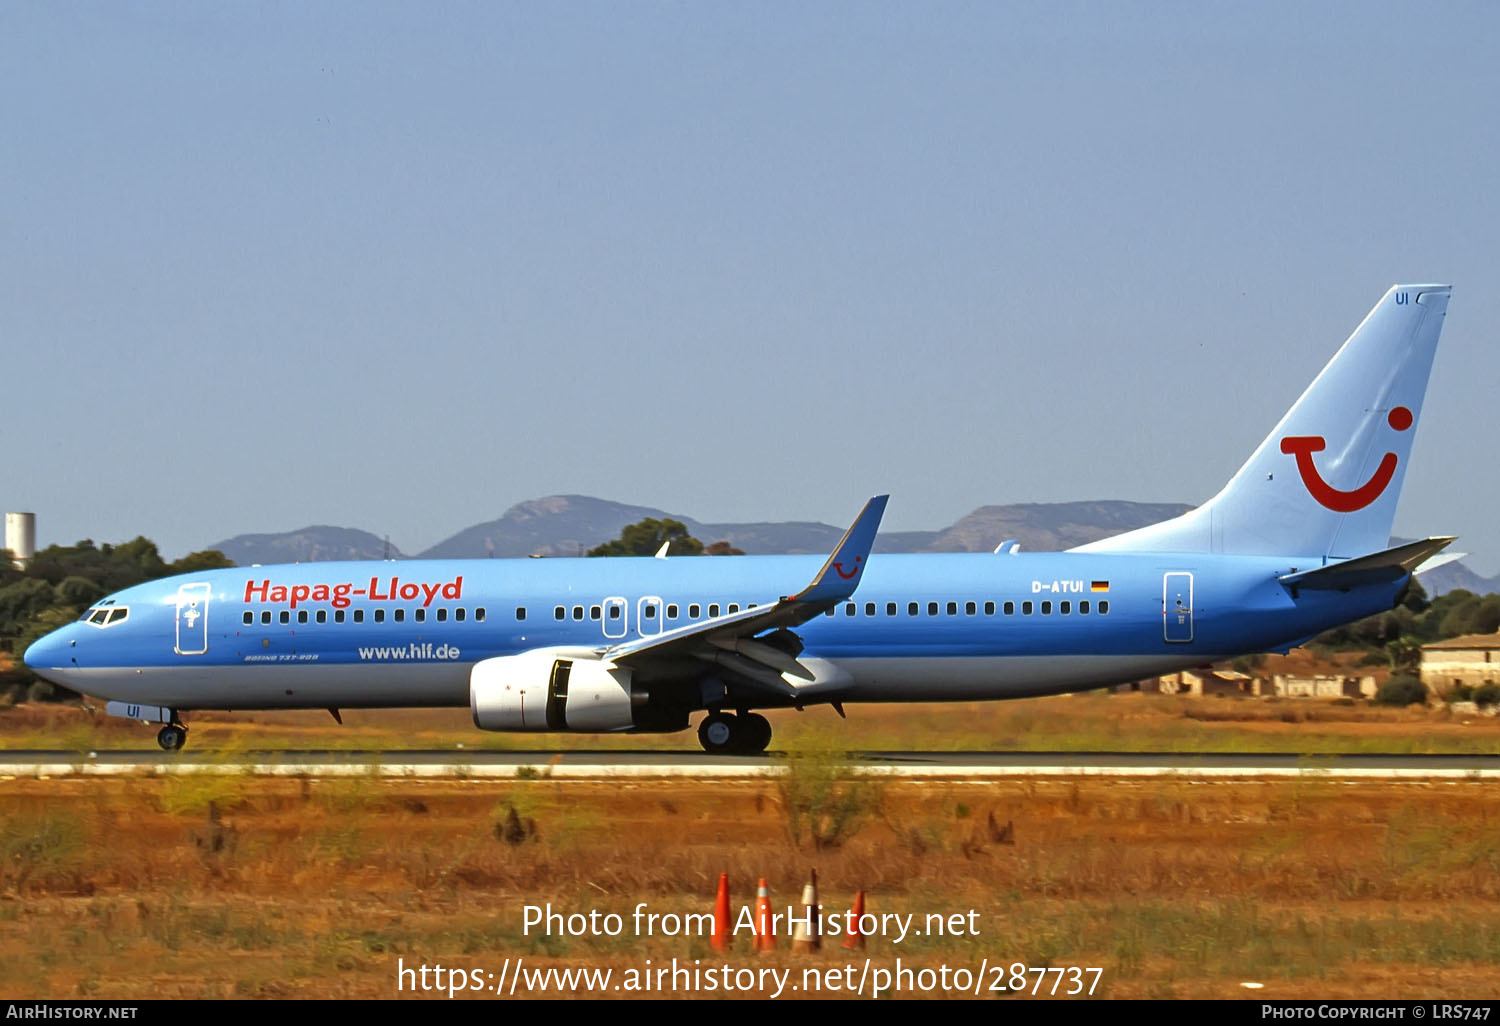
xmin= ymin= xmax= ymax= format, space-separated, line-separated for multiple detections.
xmin=88 ymin=609 xmax=109 ymax=624
xmin=84 ymin=606 xmax=129 ymax=628
xmin=106 ymin=608 xmax=128 ymax=626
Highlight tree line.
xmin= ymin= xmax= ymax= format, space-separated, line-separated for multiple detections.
xmin=0 ymin=538 xmax=233 ymax=702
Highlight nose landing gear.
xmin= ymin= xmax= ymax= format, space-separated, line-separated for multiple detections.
xmin=156 ymin=721 xmax=188 ymax=752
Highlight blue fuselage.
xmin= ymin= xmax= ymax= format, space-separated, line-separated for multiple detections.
xmin=24 ymin=550 xmax=1400 ymax=716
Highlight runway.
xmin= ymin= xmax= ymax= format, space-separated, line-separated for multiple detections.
xmin=1 ymin=749 xmax=1498 ymax=779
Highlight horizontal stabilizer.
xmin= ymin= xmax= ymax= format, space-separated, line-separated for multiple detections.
xmin=1279 ymin=537 xmax=1457 ymax=590
xmin=1414 ymin=550 xmax=1466 ymax=576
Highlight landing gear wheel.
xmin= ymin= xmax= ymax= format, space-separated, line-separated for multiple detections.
xmin=697 ymin=712 xmax=740 ymax=755
xmin=157 ymin=724 xmax=187 ymax=752
xmin=739 ymin=713 xmax=773 ymax=755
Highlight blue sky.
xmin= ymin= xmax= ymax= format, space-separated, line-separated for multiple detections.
xmin=5 ymin=3 xmax=1498 ymax=570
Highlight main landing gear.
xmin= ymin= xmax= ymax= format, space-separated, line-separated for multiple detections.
xmin=697 ymin=711 xmax=772 ymax=755
xmin=157 ymin=721 xmax=188 ymax=752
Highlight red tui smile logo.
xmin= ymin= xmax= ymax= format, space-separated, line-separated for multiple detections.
xmin=833 ymin=555 xmax=863 ymax=580
xmin=1280 ymin=406 xmax=1413 ymax=513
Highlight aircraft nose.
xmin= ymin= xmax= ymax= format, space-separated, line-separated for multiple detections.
xmin=23 ymin=628 xmax=72 ymax=671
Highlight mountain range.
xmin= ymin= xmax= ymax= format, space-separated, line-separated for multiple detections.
xmin=207 ymin=494 xmax=1494 ymax=597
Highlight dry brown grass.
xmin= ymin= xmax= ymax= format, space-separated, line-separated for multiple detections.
xmin=3 ymin=773 xmax=1500 ymax=999
xmin=9 ymin=687 xmax=1500 ymax=755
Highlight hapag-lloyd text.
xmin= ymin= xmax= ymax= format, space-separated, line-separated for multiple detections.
xmin=243 ymin=576 xmax=463 ymax=609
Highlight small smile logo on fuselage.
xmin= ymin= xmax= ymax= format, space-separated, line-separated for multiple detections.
xmin=1279 ymin=406 xmax=1413 ymax=513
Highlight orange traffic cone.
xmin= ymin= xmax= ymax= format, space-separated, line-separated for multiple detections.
xmin=842 ymin=889 xmax=866 ymax=950
xmin=711 ymin=872 xmax=732 ymax=951
xmin=792 ymin=868 xmax=820 ymax=953
xmin=754 ymin=878 xmax=776 ymax=952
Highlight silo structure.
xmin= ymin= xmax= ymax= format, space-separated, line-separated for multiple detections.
xmin=5 ymin=513 xmax=35 ymax=568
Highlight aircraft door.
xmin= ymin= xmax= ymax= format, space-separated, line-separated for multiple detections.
xmin=1163 ymin=573 xmax=1193 ymax=643
xmin=636 ymin=596 xmax=664 ymax=638
xmin=602 ymin=597 xmax=628 ymax=639
xmin=175 ymin=583 xmax=211 ymax=655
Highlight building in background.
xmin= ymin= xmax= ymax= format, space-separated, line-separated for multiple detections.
xmin=1420 ymin=634 xmax=1500 ymax=697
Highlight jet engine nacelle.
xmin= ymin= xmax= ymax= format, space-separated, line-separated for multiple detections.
xmin=470 ymin=648 xmax=635 ymax=732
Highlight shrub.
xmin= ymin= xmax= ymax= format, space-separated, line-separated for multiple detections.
xmin=1375 ymin=675 xmax=1428 ymax=707
xmin=774 ymin=732 xmax=885 ymax=850
xmin=1473 ymin=683 xmax=1500 ymax=708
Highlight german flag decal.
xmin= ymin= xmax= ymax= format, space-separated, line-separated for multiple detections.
xmin=1090 ymin=581 xmax=1110 ymax=592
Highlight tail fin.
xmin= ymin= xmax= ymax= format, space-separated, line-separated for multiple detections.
xmin=1074 ymin=284 xmax=1451 ymax=559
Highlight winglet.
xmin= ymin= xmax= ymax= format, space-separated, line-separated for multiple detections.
xmin=790 ymin=495 xmax=888 ymax=604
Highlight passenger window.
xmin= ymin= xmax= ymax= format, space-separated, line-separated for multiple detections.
xmin=1041 ymin=601 xmax=1052 ymax=615
xmin=354 ymin=609 xmax=364 ymax=624
xmin=335 ymin=610 xmax=345 ymax=623
xmin=985 ymin=601 xmax=995 ymax=615
xmin=887 ymin=602 xmax=897 ymax=616
xmin=456 ymin=608 xmax=466 ymax=622
xmin=946 ymin=601 xmax=957 ymax=616
xmin=928 ymin=602 xmax=938 ymax=616
xmin=298 ymin=610 xmax=309 ymax=624
xmin=825 ymin=608 xmax=835 ymax=617
xmin=516 ymin=607 xmax=526 ymax=621
xmin=394 ymin=609 xmax=404 ymax=622
xmin=590 ymin=606 xmax=600 ymax=620
xmin=437 ymin=608 xmax=448 ymax=622
xmin=476 ymin=608 xmax=486 ymax=622
xmin=1060 ymin=601 xmax=1071 ymax=615
xmin=908 ymin=602 xmax=919 ymax=616
xmin=554 ymin=606 xmax=565 ymax=621
xmin=690 ymin=604 xmax=701 ymax=619
xmin=373 ymin=609 xmax=384 ymax=623
xmin=415 ymin=609 xmax=425 ymax=623
xmin=242 ymin=611 xmax=253 ymax=625
xmin=279 ymin=611 xmax=290 ymax=625
xmin=1099 ymin=600 xmax=1110 ymax=615
xmin=709 ymin=604 xmax=720 ymax=618
xmin=573 ymin=606 xmax=584 ymax=620
xmin=1080 ymin=600 xmax=1090 ymax=614
xmin=644 ymin=605 xmax=656 ymax=619
xmin=1004 ymin=601 xmax=1014 ymax=615
xmin=667 ymin=604 xmax=679 ymax=619
xmin=728 ymin=604 xmax=739 ymax=613
xmin=965 ymin=601 xmax=976 ymax=615
xmin=845 ymin=602 xmax=856 ymax=616
xmin=1022 ymin=601 xmax=1033 ymax=615
xmin=317 ymin=610 xmax=328 ymax=624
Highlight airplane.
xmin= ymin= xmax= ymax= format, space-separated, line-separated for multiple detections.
xmin=25 ymin=284 xmax=1454 ymax=754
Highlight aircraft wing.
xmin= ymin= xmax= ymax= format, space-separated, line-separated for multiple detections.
xmin=602 ymin=495 xmax=888 ymax=697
